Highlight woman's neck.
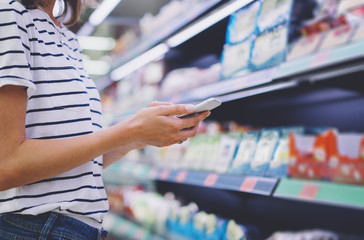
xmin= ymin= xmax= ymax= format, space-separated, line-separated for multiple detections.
xmin=40 ymin=0 xmax=61 ymax=27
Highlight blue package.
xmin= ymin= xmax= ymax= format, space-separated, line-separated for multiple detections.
xmin=250 ymin=24 xmax=289 ymax=71
xmin=265 ymin=127 xmax=304 ymax=177
xmin=191 ymin=212 xmax=228 ymax=240
xmin=191 ymin=211 xmax=207 ymax=239
xmin=220 ymin=40 xmax=253 ymax=80
xmin=229 ymin=131 xmax=260 ymax=175
xmin=205 ymin=214 xmax=228 ymax=240
xmin=226 ymin=0 xmax=262 ymax=44
xmin=257 ymin=0 xmax=294 ymax=33
xmin=222 ymin=220 xmax=261 ymax=240
xmin=247 ymin=129 xmax=280 ymax=176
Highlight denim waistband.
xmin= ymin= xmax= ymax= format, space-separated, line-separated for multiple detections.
xmin=0 ymin=212 xmax=108 ymax=240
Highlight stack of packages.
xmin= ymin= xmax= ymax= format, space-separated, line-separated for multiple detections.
xmin=220 ymin=0 xmax=364 ymax=79
xmin=221 ymin=0 xmax=293 ymax=79
xmin=287 ymin=0 xmax=364 ymax=60
xmin=288 ymin=128 xmax=364 ymax=185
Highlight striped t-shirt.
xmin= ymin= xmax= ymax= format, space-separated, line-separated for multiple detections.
xmin=0 ymin=0 xmax=108 ymax=229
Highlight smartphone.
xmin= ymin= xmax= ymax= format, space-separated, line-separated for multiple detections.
xmin=178 ymin=98 xmax=222 ymax=119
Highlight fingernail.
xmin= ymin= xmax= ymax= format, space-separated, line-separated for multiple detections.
xmin=185 ymin=104 xmax=194 ymax=111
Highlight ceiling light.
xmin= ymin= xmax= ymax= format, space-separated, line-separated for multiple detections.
xmin=110 ymin=43 xmax=169 ymax=81
xmin=167 ymin=0 xmax=254 ymax=48
xmin=78 ymin=36 xmax=116 ymax=51
xmin=89 ymin=0 xmax=123 ymax=26
xmin=83 ymin=60 xmax=111 ymax=76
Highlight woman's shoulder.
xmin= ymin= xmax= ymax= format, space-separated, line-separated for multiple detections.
xmin=0 ymin=0 xmax=31 ymax=26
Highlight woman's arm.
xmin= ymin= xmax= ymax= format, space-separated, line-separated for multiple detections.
xmin=102 ymin=143 xmax=145 ymax=169
xmin=0 ymin=85 xmax=209 ymax=191
xmin=102 ymin=101 xmax=178 ymax=168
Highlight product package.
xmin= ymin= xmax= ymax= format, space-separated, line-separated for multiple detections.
xmin=327 ymin=133 xmax=364 ymax=184
xmin=205 ymin=214 xmax=228 ymax=240
xmin=191 ymin=212 xmax=227 ymax=240
xmin=319 ymin=15 xmax=354 ymax=50
xmin=166 ymin=200 xmax=183 ymax=234
xmin=226 ymin=1 xmax=262 ymax=44
xmin=314 ymin=0 xmax=340 ymax=20
xmin=288 ymin=129 xmax=335 ymax=180
xmin=352 ymin=20 xmax=364 ymax=42
xmin=220 ymin=41 xmax=253 ymax=79
xmin=222 ymin=220 xmax=247 ymax=240
xmin=229 ymin=131 xmax=260 ymax=175
xmin=286 ymin=21 xmax=328 ymax=60
xmin=265 ymin=127 xmax=305 ymax=178
xmin=214 ymin=133 xmax=241 ymax=174
xmin=167 ymin=202 xmax=198 ymax=238
xmin=222 ymin=220 xmax=261 ymax=240
xmin=257 ymin=0 xmax=293 ymax=33
xmin=348 ymin=6 xmax=364 ymax=42
xmin=202 ymin=134 xmax=222 ymax=172
xmin=248 ymin=129 xmax=280 ymax=176
xmin=287 ymin=0 xmax=339 ymax=60
xmin=183 ymin=135 xmax=206 ymax=170
xmin=267 ymin=229 xmax=339 ymax=240
xmin=250 ymin=25 xmax=289 ymax=71
xmin=337 ymin=0 xmax=364 ymax=15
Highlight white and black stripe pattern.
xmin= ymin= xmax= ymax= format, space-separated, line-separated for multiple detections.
xmin=0 ymin=0 xmax=108 ymax=229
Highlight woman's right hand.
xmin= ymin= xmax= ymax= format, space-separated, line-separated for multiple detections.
xmin=123 ymin=104 xmax=210 ymax=147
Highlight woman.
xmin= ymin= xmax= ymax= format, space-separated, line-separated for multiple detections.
xmin=0 ymin=0 xmax=210 ymax=239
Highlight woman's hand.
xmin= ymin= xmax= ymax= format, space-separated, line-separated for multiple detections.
xmin=124 ymin=103 xmax=210 ymax=147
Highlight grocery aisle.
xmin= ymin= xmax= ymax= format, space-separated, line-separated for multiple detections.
xmin=76 ymin=0 xmax=364 ymax=239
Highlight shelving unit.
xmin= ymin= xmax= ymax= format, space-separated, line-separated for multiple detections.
xmin=104 ymin=162 xmax=278 ymax=196
xmin=110 ymin=0 xmax=220 ymax=71
xmin=104 ymin=213 xmax=167 ymax=240
xmin=100 ymin=0 xmax=364 ymax=239
xmin=103 ymin=162 xmax=364 ymax=209
xmin=274 ymin=178 xmax=364 ymax=210
xmin=177 ymin=39 xmax=364 ymax=104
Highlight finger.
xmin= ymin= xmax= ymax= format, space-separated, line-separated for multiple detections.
xmin=148 ymin=101 xmax=173 ymax=107
xmin=155 ymin=104 xmax=195 ymax=116
xmin=178 ymin=111 xmax=210 ymax=129
xmin=177 ymin=125 xmax=199 ymax=140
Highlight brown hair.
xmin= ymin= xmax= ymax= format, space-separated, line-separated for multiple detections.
xmin=20 ymin=0 xmax=83 ymax=27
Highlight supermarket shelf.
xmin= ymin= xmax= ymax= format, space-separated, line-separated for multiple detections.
xmin=164 ymin=67 xmax=278 ymax=103
xmin=103 ymin=161 xmax=153 ymax=186
xmin=103 ymin=162 xmax=364 ymax=212
xmin=110 ymin=0 xmax=220 ymax=72
xmin=154 ymin=168 xmax=278 ymax=196
xmin=104 ymin=213 xmax=166 ymax=240
xmin=276 ymin=40 xmax=364 ymax=79
xmin=166 ymin=40 xmax=364 ymax=104
xmin=104 ymin=162 xmax=278 ymax=196
xmin=274 ymin=178 xmax=364 ymax=210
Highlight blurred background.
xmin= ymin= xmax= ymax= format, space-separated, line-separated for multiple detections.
xmin=70 ymin=0 xmax=364 ymax=239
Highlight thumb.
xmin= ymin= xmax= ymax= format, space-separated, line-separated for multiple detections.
xmin=155 ymin=104 xmax=195 ymax=116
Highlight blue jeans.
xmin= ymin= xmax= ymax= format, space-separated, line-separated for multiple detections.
xmin=0 ymin=212 xmax=108 ymax=240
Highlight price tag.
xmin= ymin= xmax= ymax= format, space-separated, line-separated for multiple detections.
xmin=240 ymin=177 xmax=258 ymax=192
xmin=148 ymin=168 xmax=158 ymax=179
xmin=299 ymin=184 xmax=319 ymax=200
xmin=159 ymin=169 xmax=171 ymax=180
xmin=203 ymin=173 xmax=219 ymax=187
xmin=311 ymin=50 xmax=331 ymax=68
xmin=176 ymin=171 xmax=188 ymax=183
